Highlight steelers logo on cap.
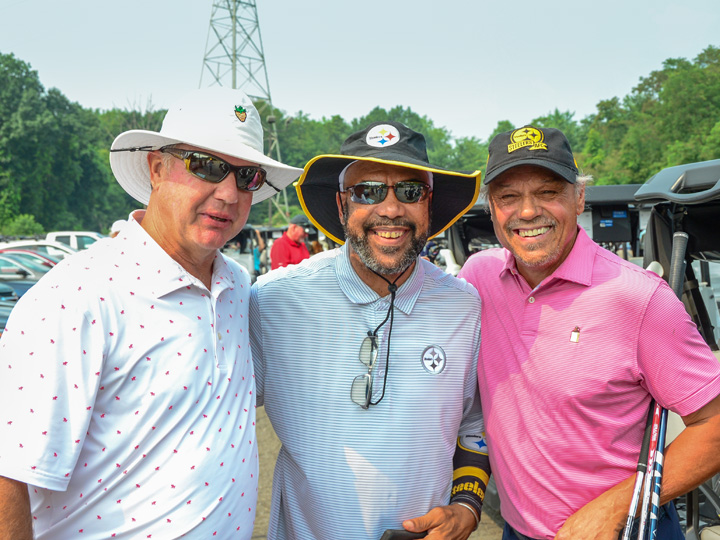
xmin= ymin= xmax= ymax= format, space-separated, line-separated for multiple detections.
xmin=366 ymin=124 xmax=401 ymax=148
xmin=508 ymin=127 xmax=547 ymax=153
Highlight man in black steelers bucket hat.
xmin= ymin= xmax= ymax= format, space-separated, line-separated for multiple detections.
xmin=250 ymin=121 xmax=492 ymax=540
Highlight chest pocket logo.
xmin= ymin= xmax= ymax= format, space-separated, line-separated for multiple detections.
xmin=421 ymin=345 xmax=446 ymax=374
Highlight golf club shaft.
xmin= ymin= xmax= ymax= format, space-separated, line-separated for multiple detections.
xmin=643 ymin=232 xmax=689 ymax=537
xmin=637 ymin=402 xmax=662 ymax=540
xmin=621 ymin=401 xmax=659 ymax=540
xmin=647 ymin=408 xmax=669 ymax=539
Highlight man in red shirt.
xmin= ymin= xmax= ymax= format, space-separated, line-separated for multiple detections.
xmin=270 ymin=214 xmax=311 ymax=269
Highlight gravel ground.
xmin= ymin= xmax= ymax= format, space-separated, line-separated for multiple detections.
xmin=252 ymin=406 xmax=504 ymax=540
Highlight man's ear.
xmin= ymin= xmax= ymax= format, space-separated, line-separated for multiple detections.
xmin=147 ymin=152 xmax=165 ymax=190
xmin=336 ymin=192 xmax=345 ymax=225
xmin=575 ymin=183 xmax=586 ymax=216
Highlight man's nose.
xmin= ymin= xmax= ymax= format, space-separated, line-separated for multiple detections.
xmin=518 ymin=194 xmax=542 ymax=220
xmin=376 ymin=186 xmax=405 ymax=218
xmin=214 ymin=173 xmax=241 ymax=204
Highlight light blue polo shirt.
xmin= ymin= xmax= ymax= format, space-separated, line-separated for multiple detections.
xmin=250 ymin=244 xmax=483 ymax=540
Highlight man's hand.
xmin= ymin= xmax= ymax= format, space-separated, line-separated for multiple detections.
xmin=402 ymin=503 xmax=477 ymax=540
xmin=553 ymin=501 xmax=625 ymax=540
xmin=553 ymin=475 xmax=633 ymax=540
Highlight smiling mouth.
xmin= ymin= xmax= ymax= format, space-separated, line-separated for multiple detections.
xmin=207 ymin=214 xmax=230 ymax=223
xmin=517 ymin=226 xmax=550 ymax=238
xmin=375 ymin=230 xmax=404 ymax=239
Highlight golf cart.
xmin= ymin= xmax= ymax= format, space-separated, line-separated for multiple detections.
xmin=635 ymin=158 xmax=720 ymax=538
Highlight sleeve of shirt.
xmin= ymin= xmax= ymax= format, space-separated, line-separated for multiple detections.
xmin=449 ymin=297 xmax=490 ymax=519
xmin=249 ymin=283 xmax=265 ymax=406
xmin=637 ymin=280 xmax=720 ymax=416
xmin=0 ymin=281 xmax=106 ymax=490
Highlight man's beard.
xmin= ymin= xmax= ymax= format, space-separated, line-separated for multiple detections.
xmin=342 ymin=206 xmax=429 ymax=275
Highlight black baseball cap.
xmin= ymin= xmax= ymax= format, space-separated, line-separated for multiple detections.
xmin=290 ymin=214 xmax=311 ymax=226
xmin=484 ymin=126 xmax=578 ymax=184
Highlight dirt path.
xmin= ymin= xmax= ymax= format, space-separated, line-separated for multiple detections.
xmin=252 ymin=406 xmax=504 ymax=539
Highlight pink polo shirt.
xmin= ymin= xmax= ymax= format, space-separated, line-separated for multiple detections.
xmin=459 ymin=227 xmax=720 ymax=539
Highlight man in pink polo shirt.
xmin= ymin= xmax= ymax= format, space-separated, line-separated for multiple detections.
xmin=459 ymin=125 xmax=720 ymax=540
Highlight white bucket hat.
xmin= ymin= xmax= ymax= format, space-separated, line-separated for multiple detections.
xmin=109 ymin=87 xmax=302 ymax=205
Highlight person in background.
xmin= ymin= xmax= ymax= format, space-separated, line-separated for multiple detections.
xmin=269 ymin=213 xmax=311 ymax=269
xmin=253 ymin=228 xmax=266 ymax=275
xmin=459 ymin=125 xmax=720 ymax=540
xmin=251 ymin=121 xmax=489 ymax=540
xmin=0 ymin=87 xmax=301 ymax=539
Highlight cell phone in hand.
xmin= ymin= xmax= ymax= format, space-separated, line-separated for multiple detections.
xmin=379 ymin=529 xmax=427 ymax=540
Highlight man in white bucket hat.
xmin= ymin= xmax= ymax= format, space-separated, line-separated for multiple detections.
xmin=0 ymin=87 xmax=302 ymax=539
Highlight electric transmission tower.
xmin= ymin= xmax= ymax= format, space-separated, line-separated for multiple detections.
xmin=199 ymin=0 xmax=289 ymax=221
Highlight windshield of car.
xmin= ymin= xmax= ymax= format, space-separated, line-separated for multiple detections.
xmin=1 ymin=253 xmax=50 ymax=274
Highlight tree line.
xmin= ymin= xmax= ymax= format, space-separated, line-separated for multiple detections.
xmin=1 ymin=45 xmax=718 ymax=235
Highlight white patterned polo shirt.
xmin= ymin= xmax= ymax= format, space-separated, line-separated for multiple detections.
xmin=0 ymin=215 xmax=258 ymax=539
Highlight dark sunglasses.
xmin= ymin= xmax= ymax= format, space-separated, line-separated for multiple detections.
xmin=160 ymin=146 xmax=267 ymax=192
xmin=344 ymin=181 xmax=431 ymax=205
xmin=351 ymin=333 xmax=380 ymax=409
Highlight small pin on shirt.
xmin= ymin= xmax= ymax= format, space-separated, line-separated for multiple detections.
xmin=570 ymin=326 xmax=580 ymax=343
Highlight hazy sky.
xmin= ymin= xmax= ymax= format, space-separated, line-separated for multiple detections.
xmin=1 ymin=0 xmax=718 ymax=141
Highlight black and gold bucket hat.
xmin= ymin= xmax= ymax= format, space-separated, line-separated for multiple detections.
xmin=296 ymin=121 xmax=481 ymax=244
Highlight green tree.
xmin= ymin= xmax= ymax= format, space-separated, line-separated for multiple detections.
xmin=0 ymin=213 xmax=44 ymax=236
xmin=531 ymin=109 xmax=587 ymax=151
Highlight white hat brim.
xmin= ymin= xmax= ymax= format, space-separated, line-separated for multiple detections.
xmin=110 ymin=130 xmax=302 ymax=206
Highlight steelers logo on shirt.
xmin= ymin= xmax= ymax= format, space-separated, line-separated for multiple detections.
xmin=421 ymin=345 xmax=446 ymax=374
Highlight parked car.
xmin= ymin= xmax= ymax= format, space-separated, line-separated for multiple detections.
xmin=0 ymin=249 xmax=60 ymax=270
xmin=0 ymin=254 xmax=43 ymax=279
xmin=0 ymin=240 xmax=77 ymax=260
xmin=0 ymin=282 xmax=19 ymax=303
xmin=0 ymin=252 xmax=53 ymax=276
xmin=0 ymin=300 xmax=17 ymax=339
xmin=46 ymin=231 xmax=105 ymax=250
xmin=0 ymin=279 xmax=39 ymax=298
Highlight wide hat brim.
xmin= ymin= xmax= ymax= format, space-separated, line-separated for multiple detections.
xmin=110 ymin=131 xmax=302 ymax=206
xmin=296 ymin=154 xmax=481 ymax=244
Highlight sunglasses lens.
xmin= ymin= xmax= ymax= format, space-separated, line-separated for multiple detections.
xmin=349 ymin=183 xmax=387 ymax=205
xmin=396 ymin=182 xmax=427 ymax=203
xmin=186 ymin=153 xmax=227 ymax=183
xmin=236 ymin=167 xmax=267 ymax=192
xmin=351 ymin=374 xmax=372 ymax=409
xmin=359 ymin=335 xmax=378 ymax=367
xmin=348 ymin=182 xmax=428 ymax=204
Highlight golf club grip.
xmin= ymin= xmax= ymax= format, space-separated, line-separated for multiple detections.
xmin=638 ymin=400 xmax=656 ymax=473
xmin=668 ymin=232 xmax=689 ymax=298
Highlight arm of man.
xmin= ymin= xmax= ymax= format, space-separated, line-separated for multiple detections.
xmin=0 ymin=476 xmax=32 ymax=540
xmin=402 ymin=434 xmax=490 ymax=539
xmin=555 ymin=392 xmax=720 ymax=540
xmin=249 ymin=283 xmax=265 ymax=407
xmin=403 ymin=308 xmax=488 ymax=540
